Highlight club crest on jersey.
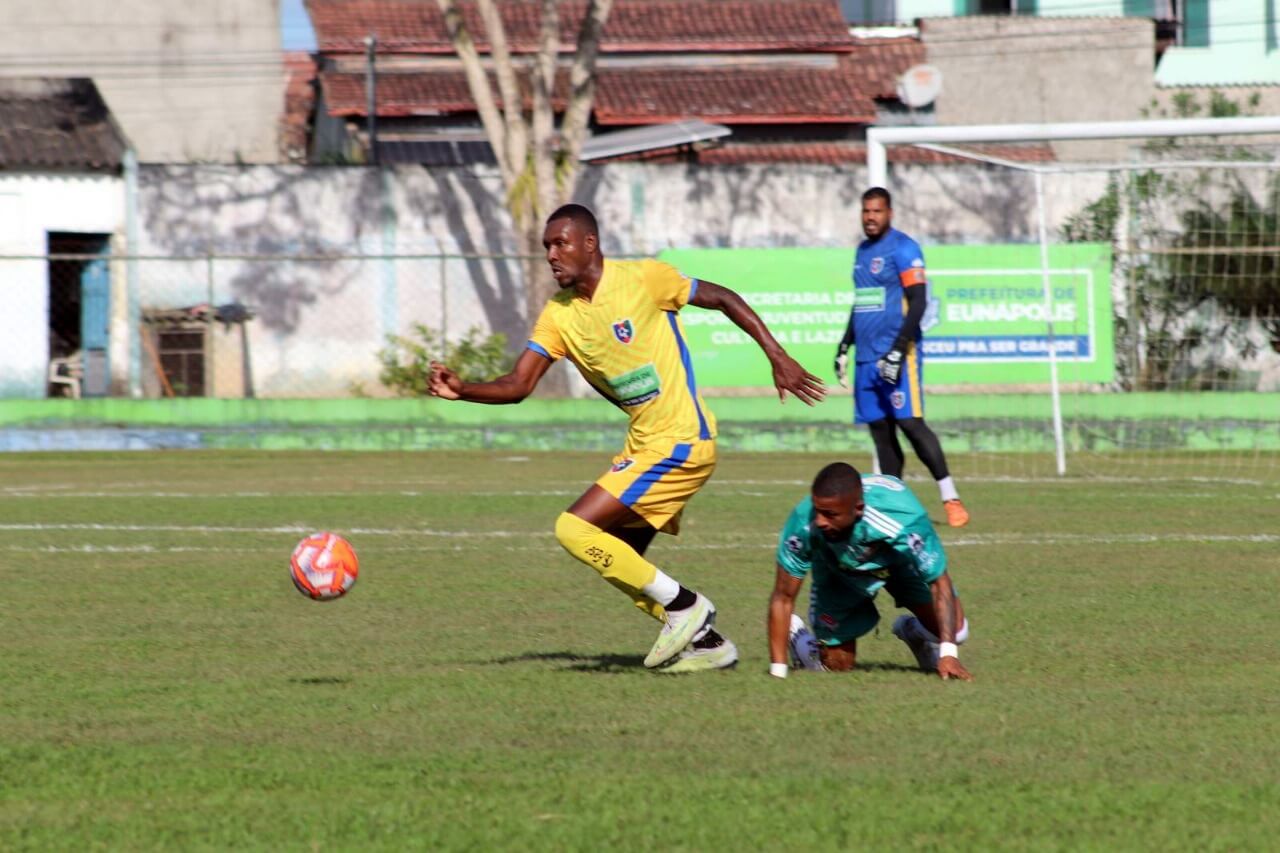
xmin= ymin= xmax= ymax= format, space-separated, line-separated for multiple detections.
xmin=870 ymin=257 xmax=885 ymax=275
xmin=612 ymin=319 xmax=635 ymax=345
xmin=611 ymin=457 xmax=635 ymax=473
xmin=891 ymin=391 xmax=906 ymax=408
xmin=907 ymin=533 xmax=925 ymax=555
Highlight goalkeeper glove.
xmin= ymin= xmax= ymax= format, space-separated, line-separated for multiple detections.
xmin=877 ymin=349 xmax=903 ymax=385
xmin=834 ymin=343 xmax=850 ymax=389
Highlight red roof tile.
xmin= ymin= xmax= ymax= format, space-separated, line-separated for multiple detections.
xmin=845 ymin=37 xmax=926 ymax=100
xmin=322 ymin=64 xmax=878 ymax=124
xmin=307 ymin=0 xmax=853 ymax=54
xmin=282 ymin=52 xmax=317 ymax=160
xmin=697 ymin=142 xmax=1056 ymax=165
xmin=322 ymin=70 xmax=565 ymax=117
xmin=593 ymin=67 xmax=876 ymax=124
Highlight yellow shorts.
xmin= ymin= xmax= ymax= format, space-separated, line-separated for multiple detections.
xmin=595 ymin=439 xmax=717 ymax=534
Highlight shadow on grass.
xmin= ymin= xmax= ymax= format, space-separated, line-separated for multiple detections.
xmin=290 ymin=676 xmax=353 ymax=685
xmin=853 ymin=661 xmax=933 ymax=674
xmin=490 ymin=650 xmax=647 ymax=673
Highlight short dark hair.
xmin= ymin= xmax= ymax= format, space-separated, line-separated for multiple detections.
xmin=547 ymin=203 xmax=599 ymax=237
xmin=862 ymin=187 xmax=892 ymax=207
xmin=812 ymin=462 xmax=863 ymax=498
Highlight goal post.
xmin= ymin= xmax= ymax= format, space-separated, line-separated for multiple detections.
xmin=865 ymin=117 xmax=1280 ymax=479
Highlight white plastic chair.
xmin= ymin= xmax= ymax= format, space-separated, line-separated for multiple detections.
xmin=48 ymin=352 xmax=83 ymax=399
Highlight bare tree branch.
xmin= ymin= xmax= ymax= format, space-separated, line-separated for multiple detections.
xmin=435 ymin=0 xmax=513 ymax=184
xmin=530 ymin=0 xmax=560 ymax=224
xmin=475 ymin=0 xmax=527 ymax=177
xmin=556 ymin=0 xmax=614 ymax=201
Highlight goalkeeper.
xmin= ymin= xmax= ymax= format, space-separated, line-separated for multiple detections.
xmin=834 ymin=187 xmax=968 ymax=528
xmin=766 ymin=462 xmax=972 ymax=681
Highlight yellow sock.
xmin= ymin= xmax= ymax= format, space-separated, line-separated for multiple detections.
xmin=554 ymin=512 xmax=666 ymax=622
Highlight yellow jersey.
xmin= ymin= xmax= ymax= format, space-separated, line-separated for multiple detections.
xmin=528 ymin=258 xmax=717 ymax=450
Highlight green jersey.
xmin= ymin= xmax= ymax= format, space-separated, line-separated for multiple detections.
xmin=775 ymin=474 xmax=947 ymax=601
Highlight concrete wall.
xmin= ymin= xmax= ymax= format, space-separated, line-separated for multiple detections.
xmin=127 ymin=162 xmax=1108 ymax=398
xmin=0 ymin=174 xmax=124 ymax=397
xmin=1 ymin=0 xmax=283 ymax=163
xmin=923 ymin=15 xmax=1157 ymax=159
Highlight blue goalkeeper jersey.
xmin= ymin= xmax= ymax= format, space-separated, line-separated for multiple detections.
xmin=775 ymin=474 xmax=947 ymax=599
xmin=851 ymin=228 xmax=928 ymax=363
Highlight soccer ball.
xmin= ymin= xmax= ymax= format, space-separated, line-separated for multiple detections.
xmin=290 ymin=532 xmax=359 ymax=601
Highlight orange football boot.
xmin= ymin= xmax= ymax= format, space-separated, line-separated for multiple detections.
xmin=944 ymin=499 xmax=970 ymax=528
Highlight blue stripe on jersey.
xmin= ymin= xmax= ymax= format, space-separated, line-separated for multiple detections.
xmin=688 ymin=278 xmax=700 ymax=302
xmin=620 ymin=443 xmax=693 ymax=506
xmin=665 ymin=312 xmax=712 ymax=440
xmin=526 ymin=340 xmax=553 ymax=360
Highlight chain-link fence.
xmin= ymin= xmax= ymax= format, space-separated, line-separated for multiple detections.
xmin=8 ymin=252 xmax=528 ymax=400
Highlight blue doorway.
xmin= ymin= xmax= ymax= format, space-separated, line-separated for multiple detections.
xmin=47 ymin=233 xmax=111 ymax=398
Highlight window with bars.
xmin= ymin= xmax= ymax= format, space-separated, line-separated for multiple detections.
xmin=156 ymin=328 xmax=207 ymax=397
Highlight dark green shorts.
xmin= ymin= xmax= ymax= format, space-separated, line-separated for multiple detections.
xmin=808 ymin=573 xmax=935 ymax=646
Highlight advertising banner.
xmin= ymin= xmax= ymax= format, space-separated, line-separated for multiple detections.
xmin=660 ymin=244 xmax=1113 ymax=387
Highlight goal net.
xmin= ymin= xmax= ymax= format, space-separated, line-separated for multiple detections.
xmin=869 ymin=117 xmax=1280 ymax=483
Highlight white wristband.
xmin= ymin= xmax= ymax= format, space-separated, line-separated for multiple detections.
xmin=939 ymin=642 xmax=958 ymax=660
xmin=769 ymin=662 xmax=789 ymax=679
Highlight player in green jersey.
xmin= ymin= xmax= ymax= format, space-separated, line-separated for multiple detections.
xmin=766 ymin=461 xmax=972 ymax=680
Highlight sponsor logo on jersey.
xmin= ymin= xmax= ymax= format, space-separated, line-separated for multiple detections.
xmin=612 ymin=318 xmax=635 ymax=344
xmin=818 ymin=612 xmax=838 ymax=628
xmin=891 ymin=391 xmax=906 ymax=409
xmin=785 ymin=535 xmax=804 ymax=554
xmin=611 ymin=457 xmax=635 ymax=473
xmin=606 ymin=363 xmax=661 ymax=406
xmin=853 ymin=286 xmax=885 ymax=313
xmin=870 ymin=257 xmax=884 ymax=275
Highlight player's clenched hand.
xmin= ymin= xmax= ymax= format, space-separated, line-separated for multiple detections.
xmin=937 ymin=656 xmax=972 ymax=681
xmin=427 ymin=361 xmax=463 ymax=400
xmin=769 ymin=352 xmax=826 ymax=406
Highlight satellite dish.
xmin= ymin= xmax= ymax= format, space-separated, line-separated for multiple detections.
xmin=896 ymin=64 xmax=943 ymax=109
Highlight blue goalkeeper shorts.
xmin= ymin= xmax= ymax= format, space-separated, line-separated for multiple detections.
xmin=853 ymin=346 xmax=924 ymax=424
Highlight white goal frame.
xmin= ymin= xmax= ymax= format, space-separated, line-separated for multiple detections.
xmin=866 ymin=117 xmax=1280 ymax=475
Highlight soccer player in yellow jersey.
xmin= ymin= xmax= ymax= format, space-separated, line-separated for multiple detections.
xmin=428 ymin=204 xmax=825 ymax=673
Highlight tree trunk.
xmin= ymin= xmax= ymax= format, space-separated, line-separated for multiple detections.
xmin=436 ymin=0 xmax=615 ymax=396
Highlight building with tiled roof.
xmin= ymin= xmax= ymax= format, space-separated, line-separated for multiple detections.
xmin=304 ymin=0 xmax=929 ymax=166
xmin=0 ymin=78 xmax=127 ymax=173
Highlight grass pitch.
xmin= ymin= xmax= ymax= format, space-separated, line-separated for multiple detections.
xmin=1 ymin=450 xmax=1277 ymax=851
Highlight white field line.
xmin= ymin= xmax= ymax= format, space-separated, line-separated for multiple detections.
xmin=3 ymin=523 xmax=1278 ymax=552
xmin=2 ymin=471 xmax=1269 ymax=499
xmin=0 ymin=476 xmax=1272 ymax=500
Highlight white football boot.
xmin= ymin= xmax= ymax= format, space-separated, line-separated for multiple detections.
xmin=892 ymin=615 xmax=939 ymax=672
xmin=789 ymin=613 xmax=825 ymax=671
xmin=660 ymin=636 xmax=739 ymax=674
xmin=644 ymin=592 xmax=714 ymax=668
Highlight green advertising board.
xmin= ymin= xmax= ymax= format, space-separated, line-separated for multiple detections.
xmin=660 ymin=244 xmax=1114 ymax=387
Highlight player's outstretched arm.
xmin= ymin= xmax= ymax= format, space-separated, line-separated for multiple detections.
xmin=929 ymin=571 xmax=972 ymax=681
xmin=690 ymin=281 xmax=826 ymax=405
xmin=767 ymin=565 xmax=804 ymax=678
xmin=428 ymin=349 xmax=552 ymax=405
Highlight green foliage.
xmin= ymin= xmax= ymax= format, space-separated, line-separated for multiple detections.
xmin=1170 ymin=179 xmax=1280 ymax=349
xmin=377 ymin=324 xmax=511 ymax=396
xmin=1065 ymin=89 xmax=1278 ymax=389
